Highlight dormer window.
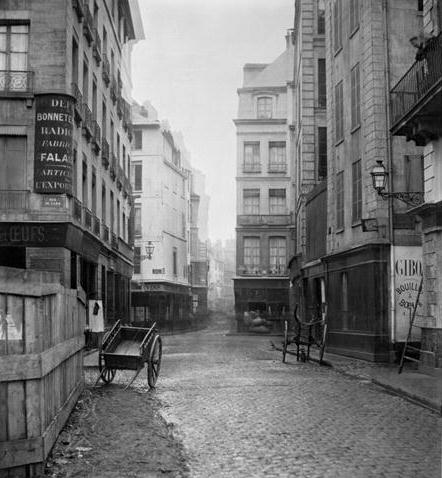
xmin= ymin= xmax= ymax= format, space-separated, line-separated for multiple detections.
xmin=257 ymin=96 xmax=273 ymax=119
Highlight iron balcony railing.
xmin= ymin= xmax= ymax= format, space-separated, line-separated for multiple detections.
xmin=83 ymin=3 xmax=94 ymax=45
xmin=116 ymin=96 xmax=124 ymax=119
xmin=102 ymin=54 xmax=110 ymax=86
xmin=391 ymin=33 xmax=442 ymax=127
xmin=71 ymin=82 xmax=84 ymax=123
xmin=102 ymin=224 xmax=109 ymax=243
xmin=237 ymin=214 xmax=292 ymax=226
xmin=72 ymin=198 xmax=82 ymax=222
xmin=242 ymin=165 xmax=261 ymax=173
xmin=93 ymin=214 xmax=100 ymax=236
xmin=82 ymin=103 xmax=93 ymax=138
xmin=72 ymin=0 xmax=85 ymax=21
xmin=0 ymin=70 xmax=33 ymax=94
xmin=238 ymin=266 xmax=288 ymax=277
xmin=0 ymin=190 xmax=30 ymax=210
xmin=268 ymin=165 xmax=287 ymax=174
xmin=92 ymin=28 xmax=102 ymax=65
xmin=92 ymin=120 xmax=101 ymax=153
xmin=84 ymin=207 xmax=92 ymax=230
xmin=117 ymin=164 xmax=124 ymax=190
xmin=101 ymin=138 xmax=110 ymax=168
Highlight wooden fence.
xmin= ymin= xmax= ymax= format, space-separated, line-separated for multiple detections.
xmin=0 ymin=267 xmax=86 ymax=477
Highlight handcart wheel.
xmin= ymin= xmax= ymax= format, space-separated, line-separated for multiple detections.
xmin=282 ymin=320 xmax=288 ymax=363
xmin=319 ymin=324 xmax=327 ymax=364
xmin=147 ymin=335 xmax=162 ymax=388
xmin=99 ymin=354 xmax=116 ymax=384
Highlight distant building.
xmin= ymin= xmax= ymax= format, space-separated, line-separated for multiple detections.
xmin=0 ymin=0 xmax=143 ymax=325
xmin=189 ymin=170 xmax=210 ymax=317
xmin=234 ymin=33 xmax=295 ymax=331
xmin=130 ymin=102 xmax=192 ymax=327
xmin=208 ymin=239 xmax=235 ymax=312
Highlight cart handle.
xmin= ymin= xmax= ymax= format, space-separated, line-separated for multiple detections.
xmin=102 ymin=319 xmax=121 ymax=350
xmin=139 ymin=322 xmax=157 ymax=355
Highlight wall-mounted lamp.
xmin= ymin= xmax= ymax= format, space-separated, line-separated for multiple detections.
xmin=140 ymin=241 xmax=155 ymax=261
xmin=370 ymin=160 xmax=424 ymax=208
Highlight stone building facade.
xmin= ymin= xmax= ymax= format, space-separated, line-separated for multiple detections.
xmin=0 ymin=0 xmax=143 ymax=325
xmin=323 ymin=0 xmax=423 ymax=360
xmin=234 ymin=34 xmax=295 ymax=332
xmin=130 ymin=102 xmax=192 ymax=328
xmin=390 ymin=0 xmax=442 ymax=371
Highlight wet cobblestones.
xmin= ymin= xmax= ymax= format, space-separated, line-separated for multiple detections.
xmin=156 ymin=328 xmax=441 ymax=478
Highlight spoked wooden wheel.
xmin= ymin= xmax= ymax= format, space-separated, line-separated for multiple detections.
xmin=99 ymin=354 xmax=116 ymax=384
xmin=282 ymin=320 xmax=289 ymax=363
xmin=147 ymin=335 xmax=162 ymax=388
xmin=319 ymin=324 xmax=327 ymax=364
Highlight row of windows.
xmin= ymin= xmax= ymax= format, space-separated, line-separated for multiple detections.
xmin=334 ymin=63 xmax=360 ymax=142
xmin=243 ymin=141 xmax=286 ymax=172
xmin=333 ymin=0 xmax=360 ymax=53
xmin=242 ymin=188 xmax=286 ymax=215
xmin=243 ymin=237 xmax=287 ymax=271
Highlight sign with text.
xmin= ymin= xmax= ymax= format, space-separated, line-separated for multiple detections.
xmin=393 ymin=246 xmax=423 ymax=342
xmin=34 ymin=93 xmax=74 ymax=194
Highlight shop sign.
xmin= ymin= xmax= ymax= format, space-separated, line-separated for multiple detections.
xmin=34 ymin=94 xmax=74 ymax=194
xmin=0 ymin=223 xmax=66 ymax=246
xmin=41 ymin=195 xmax=64 ymax=208
xmin=393 ymin=246 xmax=423 ymax=341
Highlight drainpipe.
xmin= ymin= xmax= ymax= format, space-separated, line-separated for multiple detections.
xmin=382 ymin=0 xmax=396 ymax=348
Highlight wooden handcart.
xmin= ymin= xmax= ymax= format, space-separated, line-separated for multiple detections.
xmin=282 ymin=304 xmax=327 ymax=364
xmin=95 ymin=320 xmax=162 ymax=389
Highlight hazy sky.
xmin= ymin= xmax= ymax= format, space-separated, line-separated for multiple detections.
xmin=132 ymin=0 xmax=294 ymax=241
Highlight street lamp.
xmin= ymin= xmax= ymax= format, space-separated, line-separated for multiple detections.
xmin=370 ymin=160 xmax=424 ymax=207
xmin=139 ymin=241 xmax=155 ymax=260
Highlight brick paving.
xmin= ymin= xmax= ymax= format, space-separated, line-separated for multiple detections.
xmin=156 ymin=327 xmax=441 ymax=478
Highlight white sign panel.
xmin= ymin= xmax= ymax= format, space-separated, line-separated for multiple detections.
xmin=393 ymin=246 xmax=423 ymax=342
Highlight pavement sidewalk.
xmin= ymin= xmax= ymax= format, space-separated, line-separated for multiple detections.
xmin=310 ymin=349 xmax=442 ymax=415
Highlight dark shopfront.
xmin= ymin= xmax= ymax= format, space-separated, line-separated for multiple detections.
xmin=131 ymin=282 xmax=192 ymax=332
xmin=0 ymin=222 xmax=132 ymax=326
xmin=234 ymin=277 xmax=290 ymax=333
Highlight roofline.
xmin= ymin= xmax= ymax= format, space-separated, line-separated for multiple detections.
xmin=128 ymin=0 xmax=145 ymax=40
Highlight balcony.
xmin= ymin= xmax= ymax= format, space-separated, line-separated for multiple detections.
xmin=72 ymin=198 xmax=82 ymax=222
xmin=390 ymin=33 xmax=442 ymax=146
xmin=92 ymin=28 xmax=102 ymax=65
xmin=268 ymin=166 xmax=287 ymax=174
xmin=101 ymin=138 xmax=110 ymax=169
xmin=72 ymin=0 xmax=84 ymax=21
xmin=84 ymin=207 xmax=92 ymax=230
xmin=237 ymin=214 xmax=292 ymax=226
xmin=242 ymin=166 xmax=261 ymax=174
xmin=71 ymin=83 xmax=83 ymax=124
xmin=110 ymin=77 xmax=117 ymax=104
xmin=83 ymin=4 xmax=94 ymax=45
xmin=0 ymin=70 xmax=33 ymax=96
xmin=102 ymin=224 xmax=109 ymax=243
xmin=102 ymin=54 xmax=110 ymax=86
xmin=93 ymin=214 xmax=100 ymax=236
xmin=91 ymin=120 xmax=101 ymax=154
xmin=82 ymin=103 xmax=93 ymax=139
xmin=0 ymin=190 xmax=30 ymax=210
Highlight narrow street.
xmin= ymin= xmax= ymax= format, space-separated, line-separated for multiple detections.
xmin=156 ymin=321 xmax=441 ymax=478
xmin=46 ymin=316 xmax=441 ymax=478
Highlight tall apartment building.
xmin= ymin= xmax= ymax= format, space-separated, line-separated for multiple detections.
xmin=130 ymin=102 xmax=192 ymax=327
xmin=0 ymin=0 xmax=143 ymax=324
xmin=390 ymin=0 xmax=442 ymax=371
xmin=322 ymin=0 xmax=423 ymax=361
xmin=234 ymin=34 xmax=295 ymax=329
xmin=288 ymin=0 xmax=328 ymax=318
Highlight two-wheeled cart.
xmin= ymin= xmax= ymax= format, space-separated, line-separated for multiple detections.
xmin=95 ymin=320 xmax=162 ymax=389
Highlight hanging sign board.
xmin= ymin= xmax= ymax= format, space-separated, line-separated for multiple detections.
xmin=88 ymin=300 xmax=104 ymax=333
xmin=34 ymin=93 xmax=74 ymax=194
xmin=393 ymin=246 xmax=423 ymax=342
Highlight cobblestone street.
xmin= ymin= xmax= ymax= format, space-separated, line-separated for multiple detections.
xmin=156 ymin=322 xmax=441 ymax=478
